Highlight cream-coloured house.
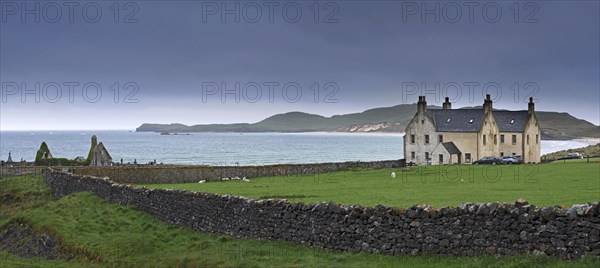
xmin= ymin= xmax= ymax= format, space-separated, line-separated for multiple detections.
xmin=404 ymin=95 xmax=541 ymax=165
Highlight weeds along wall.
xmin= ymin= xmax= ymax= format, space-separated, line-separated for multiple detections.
xmin=67 ymin=160 xmax=405 ymax=184
xmin=44 ymin=169 xmax=600 ymax=259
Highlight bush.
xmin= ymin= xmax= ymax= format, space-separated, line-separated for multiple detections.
xmin=36 ymin=158 xmax=86 ymax=166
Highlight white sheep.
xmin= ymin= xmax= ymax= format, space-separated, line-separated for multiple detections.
xmin=390 ymin=172 xmax=396 ymax=179
xmin=242 ymin=178 xmax=250 ymax=182
xmin=233 ymin=176 xmax=240 ymax=180
xmin=198 ymin=180 xmax=206 ymax=184
xmin=222 ymin=178 xmax=230 ymax=181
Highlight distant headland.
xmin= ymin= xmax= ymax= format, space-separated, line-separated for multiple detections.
xmin=136 ymin=104 xmax=600 ymax=140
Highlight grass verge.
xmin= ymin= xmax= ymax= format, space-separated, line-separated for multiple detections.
xmin=1 ymin=175 xmax=599 ymax=267
xmin=140 ymin=162 xmax=600 ymax=208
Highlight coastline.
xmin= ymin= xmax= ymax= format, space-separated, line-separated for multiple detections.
xmin=0 ymin=130 xmax=594 ymax=164
xmin=572 ymin=138 xmax=600 ymax=145
xmin=3 ymin=129 xmax=598 ymax=141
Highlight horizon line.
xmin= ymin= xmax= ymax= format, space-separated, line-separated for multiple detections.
xmin=0 ymin=129 xmax=134 ymax=132
xmin=1 ymin=103 xmax=599 ymax=131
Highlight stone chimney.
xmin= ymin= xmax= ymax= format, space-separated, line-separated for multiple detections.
xmin=483 ymin=94 xmax=492 ymax=114
xmin=417 ymin=96 xmax=427 ymax=114
xmin=528 ymin=97 xmax=535 ymax=115
xmin=442 ymin=97 xmax=451 ymax=110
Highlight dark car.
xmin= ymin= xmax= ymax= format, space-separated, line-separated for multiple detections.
xmin=557 ymin=153 xmax=584 ymax=160
xmin=473 ymin=156 xmax=502 ymax=165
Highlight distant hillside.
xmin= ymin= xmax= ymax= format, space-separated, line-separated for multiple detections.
xmin=136 ymin=104 xmax=600 ymax=140
xmin=137 ymin=104 xmax=424 ymax=133
xmin=542 ymin=143 xmax=600 ymax=160
xmin=535 ymin=112 xmax=600 ymax=140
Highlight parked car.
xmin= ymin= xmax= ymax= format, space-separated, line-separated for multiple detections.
xmin=501 ymin=156 xmax=521 ymax=164
xmin=473 ymin=156 xmax=503 ymax=165
xmin=514 ymin=155 xmax=524 ymax=163
xmin=557 ymin=152 xmax=584 ymax=160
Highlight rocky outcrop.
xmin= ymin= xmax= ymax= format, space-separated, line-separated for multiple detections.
xmin=44 ymin=169 xmax=600 ymax=259
xmin=0 ymin=221 xmax=66 ymax=260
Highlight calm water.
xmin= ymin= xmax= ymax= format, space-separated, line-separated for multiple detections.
xmin=0 ymin=131 xmax=591 ymax=165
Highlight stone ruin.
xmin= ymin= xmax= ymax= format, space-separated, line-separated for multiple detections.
xmin=6 ymin=151 xmax=13 ymax=163
xmin=89 ymin=135 xmax=112 ymax=167
xmin=29 ymin=135 xmax=113 ymax=166
xmin=35 ymin=142 xmax=53 ymax=163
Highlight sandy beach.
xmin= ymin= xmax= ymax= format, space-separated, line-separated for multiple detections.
xmin=573 ymin=138 xmax=600 ymax=145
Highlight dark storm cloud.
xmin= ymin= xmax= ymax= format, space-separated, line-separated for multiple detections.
xmin=1 ymin=1 xmax=598 ymax=130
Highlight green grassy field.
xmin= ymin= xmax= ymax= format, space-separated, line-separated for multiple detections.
xmin=1 ymin=163 xmax=599 ymax=267
xmin=140 ymin=161 xmax=600 ymax=208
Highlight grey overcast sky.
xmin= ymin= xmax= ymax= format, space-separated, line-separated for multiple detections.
xmin=1 ymin=0 xmax=599 ymax=130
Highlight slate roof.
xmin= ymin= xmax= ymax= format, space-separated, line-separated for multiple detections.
xmin=426 ymin=109 xmax=485 ymax=132
xmin=442 ymin=142 xmax=461 ymax=154
xmin=426 ymin=109 xmax=530 ymax=133
xmin=493 ymin=110 xmax=529 ymax=132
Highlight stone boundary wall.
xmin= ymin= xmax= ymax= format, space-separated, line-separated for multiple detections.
xmin=67 ymin=160 xmax=405 ymax=184
xmin=44 ymin=169 xmax=600 ymax=259
xmin=0 ymin=166 xmax=44 ymax=177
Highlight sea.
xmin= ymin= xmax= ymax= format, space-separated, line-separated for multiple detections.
xmin=0 ymin=131 xmax=594 ymax=166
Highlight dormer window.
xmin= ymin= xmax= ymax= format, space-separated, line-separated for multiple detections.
xmin=446 ymin=118 xmax=451 ymax=123
xmin=510 ymin=119 xmax=515 ymax=124
xmin=468 ymin=118 xmax=474 ymax=124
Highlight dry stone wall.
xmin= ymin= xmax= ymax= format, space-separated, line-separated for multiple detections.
xmin=67 ymin=160 xmax=404 ymax=184
xmin=43 ymin=169 xmax=600 ymax=259
xmin=0 ymin=166 xmax=44 ymax=177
